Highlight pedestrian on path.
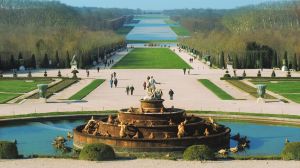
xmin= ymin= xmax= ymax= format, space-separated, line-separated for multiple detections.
xmin=188 ymin=69 xmax=190 ymax=75
xmin=126 ymin=86 xmax=130 ymax=95
xmin=111 ymin=73 xmax=114 ymax=80
xmin=143 ymin=81 xmax=147 ymax=90
xmin=130 ymin=85 xmax=135 ymax=95
xmin=114 ymin=78 xmax=118 ymax=88
xmin=86 ymin=70 xmax=89 ymax=77
xmin=113 ymin=72 xmax=117 ymax=78
xmin=97 ymin=67 xmax=100 ymax=73
xmin=110 ymin=79 xmax=113 ymax=88
xmin=169 ymin=89 xmax=174 ymax=100
xmin=183 ymin=68 xmax=186 ymax=75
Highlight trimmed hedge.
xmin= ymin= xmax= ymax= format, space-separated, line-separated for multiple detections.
xmin=79 ymin=143 xmax=115 ymax=161
xmin=282 ymin=142 xmax=300 ymax=160
xmin=183 ymin=145 xmax=215 ymax=161
xmin=0 ymin=141 xmax=19 ymax=159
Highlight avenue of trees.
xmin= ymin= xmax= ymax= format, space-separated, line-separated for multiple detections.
xmin=0 ymin=0 xmax=135 ymax=70
xmin=165 ymin=1 xmax=300 ymax=70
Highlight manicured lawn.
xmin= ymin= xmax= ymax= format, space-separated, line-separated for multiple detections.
xmin=0 ymin=79 xmax=52 ymax=93
xmin=199 ymin=79 xmax=234 ymax=100
xmin=251 ymin=80 xmax=300 ymax=103
xmin=0 ymin=93 xmax=21 ymax=103
xmin=69 ymin=79 xmax=105 ymax=100
xmin=28 ymin=79 xmax=78 ymax=99
xmin=116 ymin=26 xmax=134 ymax=35
xmin=227 ymin=80 xmax=276 ymax=99
xmin=112 ymin=48 xmax=192 ymax=69
xmin=170 ymin=26 xmax=190 ymax=36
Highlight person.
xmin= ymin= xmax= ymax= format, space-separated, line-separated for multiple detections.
xmin=97 ymin=67 xmax=100 ymax=73
xmin=143 ymin=81 xmax=147 ymax=90
xmin=183 ymin=68 xmax=186 ymax=75
xmin=126 ymin=86 xmax=130 ymax=95
xmin=188 ymin=69 xmax=190 ymax=75
xmin=110 ymin=78 xmax=113 ymax=88
xmin=86 ymin=70 xmax=89 ymax=77
xmin=130 ymin=85 xmax=135 ymax=95
xmin=111 ymin=73 xmax=114 ymax=80
xmin=113 ymin=72 xmax=117 ymax=78
xmin=114 ymin=78 xmax=118 ymax=88
xmin=169 ymin=89 xmax=174 ymax=100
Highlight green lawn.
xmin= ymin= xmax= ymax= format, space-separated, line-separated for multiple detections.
xmin=115 ymin=26 xmax=134 ymax=35
xmin=28 ymin=79 xmax=78 ymax=99
xmin=227 ymin=80 xmax=276 ymax=99
xmin=69 ymin=79 xmax=105 ymax=100
xmin=0 ymin=79 xmax=52 ymax=93
xmin=251 ymin=80 xmax=300 ymax=103
xmin=199 ymin=79 xmax=234 ymax=100
xmin=170 ymin=26 xmax=190 ymax=36
xmin=0 ymin=93 xmax=21 ymax=103
xmin=112 ymin=48 xmax=192 ymax=69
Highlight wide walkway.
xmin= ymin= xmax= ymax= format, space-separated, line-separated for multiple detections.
xmin=0 ymin=47 xmax=300 ymax=116
xmin=0 ymin=158 xmax=299 ymax=168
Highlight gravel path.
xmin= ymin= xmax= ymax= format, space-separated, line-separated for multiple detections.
xmin=0 ymin=159 xmax=299 ymax=168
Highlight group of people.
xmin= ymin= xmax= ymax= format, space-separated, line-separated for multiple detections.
xmin=110 ymin=72 xmax=118 ymax=88
xmin=104 ymin=59 xmax=114 ymax=68
xmin=183 ymin=68 xmax=191 ymax=75
xmin=125 ymin=85 xmax=135 ymax=95
xmin=189 ymin=58 xmax=194 ymax=63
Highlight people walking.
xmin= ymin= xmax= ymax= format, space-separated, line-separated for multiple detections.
xmin=114 ymin=78 xmax=118 ymax=88
xmin=183 ymin=68 xmax=186 ymax=75
xmin=113 ymin=72 xmax=117 ymax=78
xmin=169 ymin=89 xmax=174 ymax=100
xmin=110 ymin=78 xmax=113 ymax=88
xmin=97 ymin=67 xmax=100 ymax=73
xmin=130 ymin=85 xmax=135 ymax=95
xmin=188 ymin=69 xmax=190 ymax=75
xmin=126 ymin=86 xmax=130 ymax=95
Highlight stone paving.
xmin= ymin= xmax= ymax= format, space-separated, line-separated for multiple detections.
xmin=0 ymin=47 xmax=300 ymax=116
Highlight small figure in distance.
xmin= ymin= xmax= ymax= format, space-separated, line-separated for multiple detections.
xmin=114 ymin=78 xmax=118 ymax=88
xmin=169 ymin=89 xmax=174 ymax=100
xmin=126 ymin=86 xmax=130 ymax=95
xmin=110 ymin=78 xmax=113 ymax=88
xmin=97 ymin=67 xmax=100 ymax=73
xmin=183 ymin=68 xmax=186 ymax=75
xmin=130 ymin=85 xmax=135 ymax=95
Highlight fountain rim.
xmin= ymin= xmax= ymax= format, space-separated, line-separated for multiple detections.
xmin=73 ymin=124 xmax=231 ymax=142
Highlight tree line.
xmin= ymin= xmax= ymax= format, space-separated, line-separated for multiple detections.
xmin=165 ymin=1 xmax=300 ymax=70
xmin=0 ymin=0 xmax=135 ymax=71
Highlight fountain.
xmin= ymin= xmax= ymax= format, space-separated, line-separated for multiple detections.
xmin=73 ymin=77 xmax=231 ymax=152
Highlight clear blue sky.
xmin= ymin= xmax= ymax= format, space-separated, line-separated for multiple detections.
xmin=57 ymin=0 xmax=282 ymax=10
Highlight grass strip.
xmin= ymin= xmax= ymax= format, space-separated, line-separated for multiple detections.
xmin=226 ymin=80 xmax=276 ymax=99
xmin=69 ymin=79 xmax=105 ymax=100
xmin=28 ymin=79 xmax=78 ymax=99
xmin=0 ymin=93 xmax=21 ymax=104
xmin=113 ymin=48 xmax=191 ymax=69
xmin=199 ymin=79 xmax=234 ymax=100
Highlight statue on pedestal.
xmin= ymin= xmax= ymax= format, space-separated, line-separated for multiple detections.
xmin=143 ymin=76 xmax=162 ymax=100
xmin=70 ymin=55 xmax=78 ymax=70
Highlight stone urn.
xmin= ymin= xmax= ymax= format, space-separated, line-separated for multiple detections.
xmin=257 ymin=84 xmax=267 ymax=98
xmin=37 ymin=84 xmax=48 ymax=100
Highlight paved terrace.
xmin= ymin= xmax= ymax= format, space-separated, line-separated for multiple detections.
xmin=0 ymin=47 xmax=299 ymax=116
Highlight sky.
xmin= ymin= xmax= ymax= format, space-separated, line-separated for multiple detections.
xmin=57 ymin=0 xmax=282 ymax=10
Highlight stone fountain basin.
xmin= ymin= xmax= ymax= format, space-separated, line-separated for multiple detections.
xmin=118 ymin=108 xmax=185 ymax=124
xmin=73 ymin=125 xmax=231 ymax=152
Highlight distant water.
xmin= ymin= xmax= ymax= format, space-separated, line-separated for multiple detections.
xmin=126 ymin=16 xmax=177 ymax=41
xmin=0 ymin=119 xmax=299 ymax=156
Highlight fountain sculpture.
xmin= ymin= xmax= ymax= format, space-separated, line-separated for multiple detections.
xmin=73 ymin=77 xmax=231 ymax=152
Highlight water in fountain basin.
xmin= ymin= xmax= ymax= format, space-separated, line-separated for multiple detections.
xmin=0 ymin=119 xmax=299 ymax=156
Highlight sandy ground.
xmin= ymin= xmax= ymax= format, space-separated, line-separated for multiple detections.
xmin=0 ymin=47 xmax=300 ymax=116
xmin=0 ymin=158 xmax=300 ymax=168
